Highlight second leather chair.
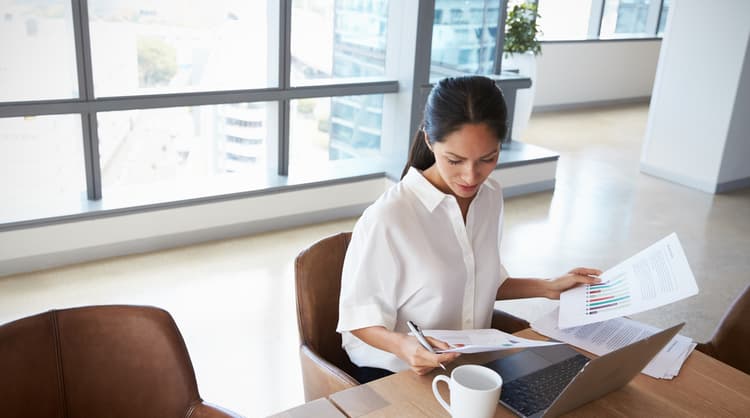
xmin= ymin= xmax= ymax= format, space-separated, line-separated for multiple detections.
xmin=696 ymin=282 xmax=750 ymax=375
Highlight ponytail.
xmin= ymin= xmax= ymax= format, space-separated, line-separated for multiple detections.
xmin=400 ymin=129 xmax=435 ymax=179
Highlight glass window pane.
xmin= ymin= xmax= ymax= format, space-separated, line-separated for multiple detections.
xmin=0 ymin=0 xmax=78 ymax=101
xmin=600 ymin=0 xmax=652 ymax=38
xmin=289 ymin=94 xmax=384 ymax=175
xmin=430 ymin=0 xmax=500 ymax=79
xmin=290 ymin=0 xmax=389 ymax=85
xmin=88 ymin=1 xmax=273 ymax=97
xmin=0 ymin=115 xmax=85 ymax=220
xmin=98 ymin=102 xmax=275 ymax=199
xmin=536 ymin=0 xmax=593 ymax=41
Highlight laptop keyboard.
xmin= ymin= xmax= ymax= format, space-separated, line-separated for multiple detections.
xmin=500 ymin=354 xmax=590 ymax=417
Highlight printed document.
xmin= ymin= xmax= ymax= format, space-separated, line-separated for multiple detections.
xmin=559 ymin=233 xmax=698 ymax=328
xmin=532 ymin=308 xmax=695 ymax=379
xmin=420 ymin=328 xmax=561 ymax=354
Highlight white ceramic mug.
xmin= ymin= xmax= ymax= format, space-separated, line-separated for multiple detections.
xmin=432 ymin=364 xmax=502 ymax=418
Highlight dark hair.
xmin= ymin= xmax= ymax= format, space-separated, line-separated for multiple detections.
xmin=401 ymin=75 xmax=508 ymax=179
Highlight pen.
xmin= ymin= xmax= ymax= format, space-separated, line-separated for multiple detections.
xmin=407 ymin=320 xmax=446 ymax=370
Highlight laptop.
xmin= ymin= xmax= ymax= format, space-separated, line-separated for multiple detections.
xmin=484 ymin=322 xmax=684 ymax=418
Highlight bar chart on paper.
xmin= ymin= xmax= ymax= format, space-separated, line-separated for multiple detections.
xmin=558 ymin=233 xmax=699 ymax=329
xmin=585 ymin=275 xmax=631 ymax=316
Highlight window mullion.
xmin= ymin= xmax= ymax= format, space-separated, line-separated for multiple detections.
xmin=71 ymin=0 xmax=94 ymax=100
xmin=277 ymin=0 xmax=292 ymax=176
xmin=409 ymin=0 xmax=435 ymax=141
xmin=645 ymin=0 xmax=664 ymax=35
xmin=588 ymin=0 xmax=605 ymax=39
xmin=494 ymin=0 xmax=509 ymax=74
xmin=71 ymin=0 xmax=102 ymax=200
xmin=81 ymin=113 xmax=102 ymax=200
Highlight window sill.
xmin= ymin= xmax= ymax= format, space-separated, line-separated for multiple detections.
xmin=540 ymin=36 xmax=662 ymax=44
xmin=0 ymin=159 xmax=387 ymax=232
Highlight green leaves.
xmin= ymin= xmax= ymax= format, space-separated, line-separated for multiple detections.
xmin=504 ymin=3 xmax=542 ymax=56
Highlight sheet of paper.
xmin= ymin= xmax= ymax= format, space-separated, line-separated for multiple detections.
xmin=559 ymin=232 xmax=699 ymax=328
xmin=532 ymin=308 xmax=695 ymax=379
xmin=420 ymin=328 xmax=562 ymax=354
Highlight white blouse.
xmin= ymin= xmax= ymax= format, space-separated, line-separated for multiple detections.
xmin=337 ymin=167 xmax=509 ymax=372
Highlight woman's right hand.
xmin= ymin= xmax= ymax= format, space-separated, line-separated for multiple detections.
xmin=397 ymin=334 xmax=461 ymax=375
xmin=351 ymin=326 xmax=461 ymax=375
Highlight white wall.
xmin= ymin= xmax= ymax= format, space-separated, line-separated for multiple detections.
xmin=533 ymin=40 xmax=661 ymax=110
xmin=640 ymin=0 xmax=750 ymax=193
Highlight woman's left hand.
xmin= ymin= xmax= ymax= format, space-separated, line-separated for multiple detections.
xmin=545 ymin=267 xmax=602 ymax=299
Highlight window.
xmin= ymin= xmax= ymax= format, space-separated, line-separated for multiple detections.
xmin=289 ymin=94 xmax=386 ymax=176
xmin=291 ymin=0 xmax=388 ymax=85
xmin=600 ymin=0 xmax=652 ymax=38
xmin=0 ymin=0 xmax=78 ymax=101
xmin=97 ymin=102 xmax=274 ymax=198
xmin=226 ymin=136 xmax=263 ymax=145
xmin=88 ymin=0 xmax=273 ymax=96
xmin=226 ymin=118 xmax=263 ymax=129
xmin=0 ymin=115 xmax=85 ymax=221
xmin=430 ymin=0 xmax=500 ymax=79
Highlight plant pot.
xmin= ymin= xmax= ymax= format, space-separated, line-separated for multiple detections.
xmin=503 ymin=51 xmax=537 ymax=142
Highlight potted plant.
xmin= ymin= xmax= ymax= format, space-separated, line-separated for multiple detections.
xmin=503 ymin=3 xmax=541 ymax=141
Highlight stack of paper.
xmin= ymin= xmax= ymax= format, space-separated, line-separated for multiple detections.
xmin=531 ymin=308 xmax=696 ymax=379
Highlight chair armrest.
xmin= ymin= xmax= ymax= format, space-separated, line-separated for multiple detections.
xmin=187 ymin=402 xmax=244 ymax=418
xmin=491 ymin=308 xmax=530 ymax=334
xmin=299 ymin=344 xmax=359 ymax=401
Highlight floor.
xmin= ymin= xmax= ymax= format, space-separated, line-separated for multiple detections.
xmin=1 ymin=104 xmax=748 ymax=417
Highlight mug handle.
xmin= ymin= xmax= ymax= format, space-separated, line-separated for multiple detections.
xmin=432 ymin=374 xmax=451 ymax=413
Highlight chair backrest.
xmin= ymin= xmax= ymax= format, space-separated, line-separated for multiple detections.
xmin=697 ymin=283 xmax=750 ymax=374
xmin=295 ymin=232 xmax=359 ymax=379
xmin=0 ymin=305 xmax=238 ymax=418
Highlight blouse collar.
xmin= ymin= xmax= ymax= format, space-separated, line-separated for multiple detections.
xmin=402 ymin=166 xmax=495 ymax=212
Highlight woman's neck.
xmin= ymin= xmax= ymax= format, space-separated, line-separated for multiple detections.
xmin=421 ymin=166 xmax=474 ymax=222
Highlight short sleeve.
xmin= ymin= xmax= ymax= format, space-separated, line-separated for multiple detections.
xmin=336 ymin=217 xmax=400 ymax=333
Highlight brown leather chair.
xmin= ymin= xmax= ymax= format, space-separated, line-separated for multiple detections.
xmin=295 ymin=232 xmax=360 ymax=402
xmin=696 ymin=283 xmax=750 ymax=375
xmin=0 ymin=305 xmax=242 ymax=418
xmin=294 ymin=232 xmax=530 ymax=401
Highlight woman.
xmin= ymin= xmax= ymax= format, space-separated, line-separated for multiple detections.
xmin=336 ymin=75 xmax=601 ymax=383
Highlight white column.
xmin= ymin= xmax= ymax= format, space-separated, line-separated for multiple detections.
xmin=640 ymin=0 xmax=750 ymax=193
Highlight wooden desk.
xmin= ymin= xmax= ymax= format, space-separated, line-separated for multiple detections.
xmin=267 ymin=397 xmax=347 ymax=418
xmin=329 ymin=329 xmax=750 ymax=417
